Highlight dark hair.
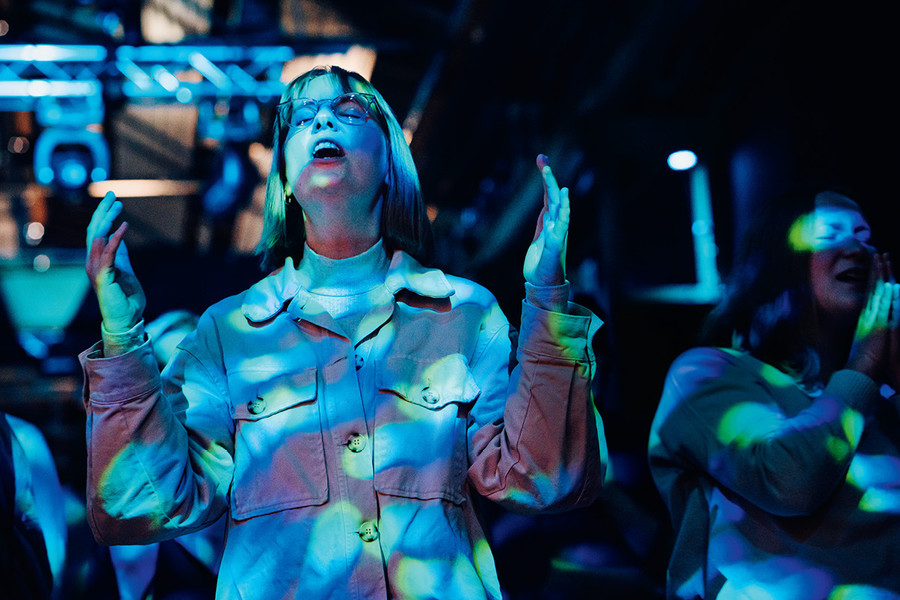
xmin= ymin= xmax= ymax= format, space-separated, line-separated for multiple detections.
xmin=701 ymin=188 xmax=862 ymax=384
xmin=256 ymin=66 xmax=433 ymax=272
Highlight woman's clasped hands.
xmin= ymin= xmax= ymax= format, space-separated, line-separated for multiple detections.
xmin=848 ymin=252 xmax=900 ymax=390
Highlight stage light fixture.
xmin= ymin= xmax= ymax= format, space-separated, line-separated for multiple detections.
xmin=33 ymin=127 xmax=109 ymax=191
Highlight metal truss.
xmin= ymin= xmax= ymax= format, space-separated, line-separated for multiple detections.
xmin=0 ymin=43 xmax=298 ymax=186
xmin=0 ymin=43 xmax=294 ymax=109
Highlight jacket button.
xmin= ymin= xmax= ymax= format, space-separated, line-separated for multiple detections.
xmin=355 ymin=354 xmax=364 ymax=370
xmin=358 ymin=521 xmax=378 ymax=542
xmin=248 ymin=397 xmax=266 ymax=415
xmin=347 ymin=434 xmax=367 ymax=453
xmin=421 ymin=388 xmax=440 ymax=405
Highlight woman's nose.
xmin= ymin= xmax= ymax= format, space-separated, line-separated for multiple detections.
xmin=312 ymin=109 xmax=335 ymax=131
xmin=841 ymin=236 xmax=870 ymax=256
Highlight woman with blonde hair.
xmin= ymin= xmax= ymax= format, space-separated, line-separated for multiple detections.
xmin=82 ymin=65 xmax=607 ymax=599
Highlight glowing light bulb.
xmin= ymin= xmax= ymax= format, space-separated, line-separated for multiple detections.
xmin=667 ymin=150 xmax=698 ymax=171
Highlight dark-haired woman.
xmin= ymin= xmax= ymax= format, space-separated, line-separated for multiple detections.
xmin=81 ymin=66 xmax=607 ymax=599
xmin=649 ymin=190 xmax=900 ymax=598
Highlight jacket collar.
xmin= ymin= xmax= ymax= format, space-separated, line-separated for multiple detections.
xmin=242 ymin=250 xmax=454 ymax=323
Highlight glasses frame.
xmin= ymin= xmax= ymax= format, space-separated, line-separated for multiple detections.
xmin=276 ymin=93 xmax=382 ymax=131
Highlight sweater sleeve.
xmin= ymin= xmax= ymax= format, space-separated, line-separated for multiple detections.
xmin=650 ymin=347 xmax=880 ymax=517
xmin=466 ymin=297 xmax=607 ymax=514
xmin=80 ymin=312 xmax=234 ymax=545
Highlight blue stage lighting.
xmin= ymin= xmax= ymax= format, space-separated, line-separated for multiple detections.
xmin=667 ymin=150 xmax=698 ymax=171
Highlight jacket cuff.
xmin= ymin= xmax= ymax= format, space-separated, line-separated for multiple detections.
xmin=518 ymin=299 xmax=602 ymax=361
xmin=101 ymin=320 xmax=147 ymax=357
xmin=79 ymin=339 xmax=159 ymax=406
xmin=825 ymin=369 xmax=881 ymax=414
xmin=524 ymin=281 xmax=570 ymax=313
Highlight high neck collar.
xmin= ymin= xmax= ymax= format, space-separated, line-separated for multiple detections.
xmin=296 ymin=238 xmax=390 ymax=296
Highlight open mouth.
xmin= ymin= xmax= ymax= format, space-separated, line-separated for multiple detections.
xmin=312 ymin=140 xmax=345 ymax=160
xmin=836 ymin=267 xmax=868 ymax=283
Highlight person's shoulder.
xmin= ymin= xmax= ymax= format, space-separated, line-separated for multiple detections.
xmin=667 ymin=346 xmax=789 ymax=393
xmin=667 ymin=347 xmax=755 ymax=383
xmin=443 ymin=272 xmax=498 ymax=305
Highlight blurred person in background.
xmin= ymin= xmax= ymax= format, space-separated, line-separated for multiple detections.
xmin=1 ymin=409 xmax=66 ymax=599
xmin=650 ymin=189 xmax=900 ymax=598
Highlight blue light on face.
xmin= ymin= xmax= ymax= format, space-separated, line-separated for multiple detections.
xmin=667 ymin=150 xmax=698 ymax=171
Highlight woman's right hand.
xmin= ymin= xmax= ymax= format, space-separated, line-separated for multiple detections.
xmin=846 ymin=253 xmax=896 ymax=382
xmin=85 ymin=191 xmax=146 ymax=333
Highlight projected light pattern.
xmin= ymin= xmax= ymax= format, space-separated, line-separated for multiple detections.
xmin=82 ymin=250 xmax=606 ymax=599
xmin=649 ymin=347 xmax=900 ymax=598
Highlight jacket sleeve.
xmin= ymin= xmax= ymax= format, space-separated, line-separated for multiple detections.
xmin=649 ymin=347 xmax=880 ymax=517
xmin=80 ymin=313 xmax=234 ymax=545
xmin=465 ymin=292 xmax=607 ymax=514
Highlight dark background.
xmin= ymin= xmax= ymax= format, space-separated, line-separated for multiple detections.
xmin=1 ymin=1 xmax=898 ymax=597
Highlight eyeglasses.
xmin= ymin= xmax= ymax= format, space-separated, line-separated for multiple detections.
xmin=276 ymin=93 xmax=381 ymax=130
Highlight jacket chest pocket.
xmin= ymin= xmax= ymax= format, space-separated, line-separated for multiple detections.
xmin=374 ymin=354 xmax=480 ymax=504
xmin=230 ymin=366 xmax=327 ymax=519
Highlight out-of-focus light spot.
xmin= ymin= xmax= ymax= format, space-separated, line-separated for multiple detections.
xmin=0 ymin=20 xmax=9 ymax=37
xmin=37 ymin=166 xmax=55 ymax=185
xmin=88 ymin=179 xmax=202 ymax=198
xmin=667 ymin=150 xmax=698 ymax=171
xmin=8 ymin=137 xmax=29 ymax=153
xmin=58 ymin=159 xmax=89 ymax=188
xmin=99 ymin=12 xmax=122 ymax=37
xmin=33 ymin=254 xmax=51 ymax=272
xmin=176 ymin=88 xmax=193 ymax=104
xmin=25 ymin=222 xmax=45 ymax=245
xmin=90 ymin=167 xmax=108 ymax=182
xmin=152 ymin=67 xmax=180 ymax=92
xmin=27 ymin=80 xmax=52 ymax=97
xmin=280 ymin=45 xmax=377 ymax=83
xmin=426 ymin=205 xmax=438 ymax=223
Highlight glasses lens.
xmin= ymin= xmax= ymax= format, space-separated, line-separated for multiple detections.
xmin=279 ymin=94 xmax=376 ymax=129
xmin=281 ymin=99 xmax=316 ymax=129
xmin=332 ymin=94 xmax=370 ymax=124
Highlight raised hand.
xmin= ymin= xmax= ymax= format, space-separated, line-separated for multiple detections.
xmin=85 ymin=191 xmax=146 ymax=334
xmin=847 ymin=252 xmax=896 ymax=382
xmin=523 ymin=154 xmax=569 ymax=287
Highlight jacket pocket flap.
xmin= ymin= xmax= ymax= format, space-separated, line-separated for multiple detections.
xmin=378 ymin=354 xmax=480 ymax=409
xmin=233 ymin=366 xmax=317 ymax=421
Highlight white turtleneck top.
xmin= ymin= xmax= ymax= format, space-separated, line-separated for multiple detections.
xmin=294 ymin=239 xmax=391 ymax=343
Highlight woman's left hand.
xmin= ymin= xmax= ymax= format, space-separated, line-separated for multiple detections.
xmin=523 ymin=154 xmax=569 ymax=286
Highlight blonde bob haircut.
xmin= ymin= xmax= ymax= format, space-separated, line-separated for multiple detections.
xmin=256 ymin=65 xmax=433 ymax=272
